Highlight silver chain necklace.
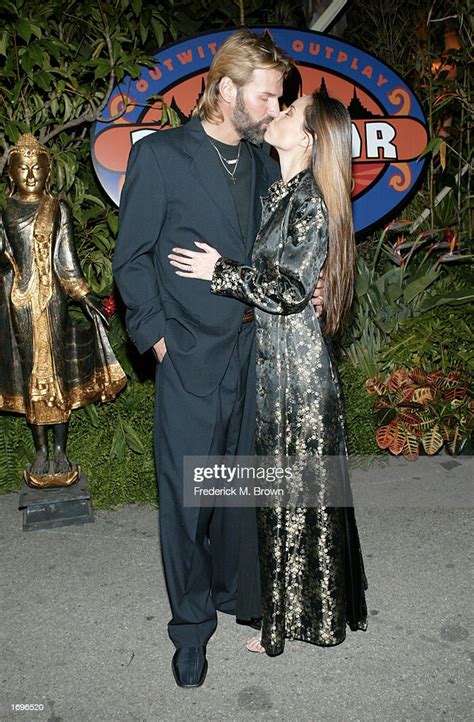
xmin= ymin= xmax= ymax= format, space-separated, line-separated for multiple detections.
xmin=209 ymin=139 xmax=242 ymax=183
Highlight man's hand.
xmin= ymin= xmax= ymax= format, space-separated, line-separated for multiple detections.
xmin=153 ymin=337 xmax=167 ymax=363
xmin=311 ymin=269 xmax=325 ymax=318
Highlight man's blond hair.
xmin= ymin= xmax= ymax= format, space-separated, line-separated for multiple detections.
xmin=193 ymin=29 xmax=293 ymax=123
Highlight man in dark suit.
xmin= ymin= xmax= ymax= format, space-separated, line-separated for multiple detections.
xmin=113 ymin=29 xmax=324 ymax=687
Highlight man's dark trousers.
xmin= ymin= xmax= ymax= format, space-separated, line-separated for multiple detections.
xmin=155 ymin=320 xmax=256 ymax=648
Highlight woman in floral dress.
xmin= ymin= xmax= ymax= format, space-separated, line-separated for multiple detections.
xmin=168 ymin=91 xmax=368 ymax=656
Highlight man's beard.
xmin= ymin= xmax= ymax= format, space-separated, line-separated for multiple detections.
xmin=231 ymin=88 xmax=274 ymax=145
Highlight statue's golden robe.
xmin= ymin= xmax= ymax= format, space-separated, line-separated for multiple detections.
xmin=0 ymin=196 xmax=126 ymax=424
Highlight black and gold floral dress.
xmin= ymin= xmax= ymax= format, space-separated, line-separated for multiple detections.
xmin=211 ymin=169 xmax=368 ymax=656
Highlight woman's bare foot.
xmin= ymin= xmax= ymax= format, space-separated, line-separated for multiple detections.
xmin=245 ymin=635 xmax=266 ymax=654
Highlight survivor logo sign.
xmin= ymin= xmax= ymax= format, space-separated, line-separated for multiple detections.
xmin=91 ymin=27 xmax=429 ymax=236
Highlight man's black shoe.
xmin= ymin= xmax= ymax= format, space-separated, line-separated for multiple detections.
xmin=171 ymin=647 xmax=208 ymax=688
xmin=236 ymin=616 xmax=262 ymax=631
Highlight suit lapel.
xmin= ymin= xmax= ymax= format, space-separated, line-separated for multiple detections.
xmin=245 ymin=143 xmax=258 ymax=251
xmin=246 ymin=145 xmax=272 ymax=252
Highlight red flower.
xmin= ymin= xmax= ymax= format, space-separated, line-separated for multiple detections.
xmin=103 ymin=294 xmax=117 ymax=318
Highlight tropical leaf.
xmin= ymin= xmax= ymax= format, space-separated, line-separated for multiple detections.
xmin=386 ymin=282 xmax=404 ymax=302
xmin=387 ymin=369 xmax=409 ymax=393
xmin=416 ymin=412 xmax=438 ymax=431
xmin=417 ymin=135 xmax=443 ymax=159
xmin=373 ymin=399 xmax=393 ymax=410
xmin=426 ymin=371 xmax=445 ymax=387
xmin=445 ymin=427 xmax=465 ymax=455
xmin=399 ymin=411 xmax=422 ymax=425
xmin=408 ymin=368 xmax=429 ymax=384
xmin=444 ymin=386 xmax=467 ymax=402
xmin=420 ymin=290 xmax=474 ymax=311
xmin=440 ymin=422 xmax=455 ymax=442
xmin=123 ymin=421 xmax=145 ymax=455
xmin=412 ymin=386 xmax=433 ymax=404
xmin=365 ymin=377 xmax=386 ymax=395
xmin=403 ymin=272 xmax=439 ymax=304
xmin=110 ymin=422 xmax=126 ymax=462
xmin=422 ymin=425 xmax=444 ymax=454
xmin=83 ymin=403 xmax=100 ymax=427
xmin=388 ymin=424 xmax=407 ymax=455
xmin=0 ymin=415 xmax=34 ymax=490
xmin=443 ymin=371 xmax=463 ymax=385
xmin=375 ymin=422 xmax=396 ymax=449
xmin=448 ymin=397 xmax=467 ymax=409
xmin=399 ymin=387 xmax=417 ymax=403
xmin=402 ymin=431 xmax=420 ymax=460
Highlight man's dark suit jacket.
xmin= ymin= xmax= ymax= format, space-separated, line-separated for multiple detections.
xmin=113 ymin=116 xmax=279 ymax=396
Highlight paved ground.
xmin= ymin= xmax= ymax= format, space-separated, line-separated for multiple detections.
xmin=1 ymin=456 xmax=472 ymax=721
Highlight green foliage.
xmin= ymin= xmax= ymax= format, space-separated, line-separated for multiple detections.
xmin=68 ymin=380 xmax=157 ymax=508
xmin=346 ymin=0 xmax=472 ymax=243
xmin=0 ymin=414 xmax=35 ymax=492
xmin=337 ymin=359 xmax=381 ymax=458
xmin=0 ymin=0 xmax=177 ymax=148
xmin=379 ymin=305 xmax=474 ymax=374
xmin=342 ymin=0 xmax=473 ymax=451
xmin=340 ymin=223 xmax=473 ymax=378
xmin=345 ymin=0 xmax=426 ymax=81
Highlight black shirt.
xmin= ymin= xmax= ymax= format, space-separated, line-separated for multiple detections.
xmin=207 ymin=137 xmax=252 ymax=243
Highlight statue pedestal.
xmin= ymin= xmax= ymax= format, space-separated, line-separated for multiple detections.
xmin=18 ymin=474 xmax=94 ymax=531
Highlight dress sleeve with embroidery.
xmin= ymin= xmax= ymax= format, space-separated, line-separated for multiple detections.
xmin=210 ymin=190 xmax=328 ymax=316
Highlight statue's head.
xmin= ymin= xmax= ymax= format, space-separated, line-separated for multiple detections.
xmin=8 ymin=134 xmax=51 ymax=200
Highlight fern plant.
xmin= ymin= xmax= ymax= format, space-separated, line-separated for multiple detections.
xmin=379 ymin=305 xmax=474 ymax=374
xmin=0 ymin=414 xmax=35 ymax=492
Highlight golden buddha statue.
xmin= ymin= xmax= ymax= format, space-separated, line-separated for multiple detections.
xmin=0 ymin=134 xmax=126 ymax=488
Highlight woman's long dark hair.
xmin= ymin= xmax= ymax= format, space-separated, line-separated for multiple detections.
xmin=304 ymin=91 xmax=355 ymax=335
